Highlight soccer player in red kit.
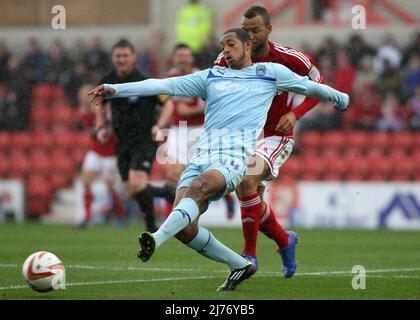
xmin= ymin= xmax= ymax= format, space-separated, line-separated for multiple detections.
xmin=153 ymin=44 xmax=236 ymax=219
xmin=78 ymin=84 xmax=124 ymax=228
xmin=215 ymin=6 xmax=325 ymax=277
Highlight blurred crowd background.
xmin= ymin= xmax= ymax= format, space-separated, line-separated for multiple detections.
xmin=0 ymin=0 xmax=419 ymax=218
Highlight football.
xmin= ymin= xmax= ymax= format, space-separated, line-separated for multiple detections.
xmin=22 ymin=251 xmax=65 ymax=293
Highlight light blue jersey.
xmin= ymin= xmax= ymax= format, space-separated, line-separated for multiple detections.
xmin=105 ymin=62 xmax=348 ymax=198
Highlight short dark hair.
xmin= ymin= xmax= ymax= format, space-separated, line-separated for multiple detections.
xmin=112 ymin=39 xmax=135 ymax=53
xmin=173 ymin=43 xmax=193 ymax=53
xmin=243 ymin=6 xmax=271 ymax=26
xmin=223 ymin=28 xmax=251 ymax=43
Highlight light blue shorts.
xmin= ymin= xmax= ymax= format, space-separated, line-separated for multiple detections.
xmin=177 ymin=160 xmax=247 ymax=201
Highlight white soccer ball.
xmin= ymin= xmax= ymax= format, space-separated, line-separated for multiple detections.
xmin=22 ymin=251 xmax=65 ymax=293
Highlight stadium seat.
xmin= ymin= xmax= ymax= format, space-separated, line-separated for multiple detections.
xmin=301 ymin=155 xmax=323 ymax=179
xmin=347 ymin=131 xmax=368 ymax=151
xmin=280 ymin=157 xmax=302 ymax=179
xmin=321 ymin=150 xmax=347 ymax=179
xmin=344 ymin=172 xmax=365 ymax=181
xmin=0 ymin=132 xmax=10 ymax=153
xmin=322 ymin=172 xmax=343 ymax=181
xmin=0 ymin=158 xmax=10 ymax=177
xmin=389 ymin=173 xmax=412 ymax=182
xmin=31 ymin=106 xmax=52 ymax=129
xmin=321 ymin=131 xmax=345 ymax=153
xmin=389 ymin=132 xmax=413 ymax=153
xmin=50 ymin=173 xmax=72 ymax=190
xmin=298 ymin=131 xmax=322 ymax=154
xmin=32 ymin=131 xmax=53 ymax=151
xmin=9 ymin=150 xmax=31 ymax=177
xmin=346 ymin=157 xmax=369 ymax=179
xmin=32 ymin=84 xmax=54 ymax=102
xmin=50 ymin=150 xmax=76 ymax=175
xmin=367 ymin=172 xmax=388 ymax=181
xmin=30 ymin=150 xmax=51 ymax=173
xmin=52 ymin=131 xmax=78 ymax=150
xmin=366 ymin=132 xmax=389 ymax=151
xmin=50 ymin=104 xmax=76 ymax=126
xmin=10 ymin=132 xmax=33 ymax=153
xmin=27 ymin=174 xmax=53 ymax=215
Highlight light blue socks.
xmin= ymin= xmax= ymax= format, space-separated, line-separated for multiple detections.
xmin=186 ymin=226 xmax=249 ymax=270
xmin=153 ymin=197 xmax=200 ymax=248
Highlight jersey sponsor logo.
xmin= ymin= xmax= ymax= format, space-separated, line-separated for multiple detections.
xmin=256 ymin=64 xmax=266 ymax=77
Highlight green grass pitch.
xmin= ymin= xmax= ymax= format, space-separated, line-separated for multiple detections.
xmin=0 ymin=223 xmax=419 ymax=300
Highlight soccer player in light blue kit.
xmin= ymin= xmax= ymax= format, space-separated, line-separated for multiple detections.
xmin=89 ymin=28 xmax=349 ymax=291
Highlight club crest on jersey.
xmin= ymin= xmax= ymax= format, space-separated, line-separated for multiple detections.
xmin=256 ymin=64 xmax=266 ymax=77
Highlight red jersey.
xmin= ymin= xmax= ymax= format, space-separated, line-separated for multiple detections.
xmin=167 ymin=67 xmax=205 ymax=127
xmin=215 ymin=41 xmax=324 ymax=137
xmin=78 ymin=108 xmax=116 ymax=157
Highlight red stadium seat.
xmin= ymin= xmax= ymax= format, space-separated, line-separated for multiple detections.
xmin=344 ymin=172 xmax=365 ymax=181
xmin=0 ymin=132 xmax=10 ymax=153
xmin=388 ymin=132 xmax=413 ymax=153
xmin=300 ymin=172 xmax=319 ymax=181
xmin=32 ymin=84 xmax=54 ymax=101
xmin=32 ymin=131 xmax=53 ymax=151
xmin=321 ymin=150 xmax=347 ymax=179
xmin=27 ymin=174 xmax=53 ymax=215
xmin=31 ymin=106 xmax=52 ymax=128
xmin=298 ymin=131 xmax=322 ymax=154
xmin=389 ymin=173 xmax=412 ymax=182
xmin=301 ymin=155 xmax=323 ymax=179
xmin=321 ymin=131 xmax=345 ymax=153
xmin=50 ymin=173 xmax=72 ymax=190
xmin=0 ymin=158 xmax=10 ymax=177
xmin=347 ymin=131 xmax=368 ymax=151
xmin=10 ymin=132 xmax=33 ymax=152
xmin=50 ymin=150 xmax=76 ymax=175
xmin=366 ymin=132 xmax=389 ymax=151
xmin=30 ymin=150 xmax=51 ymax=173
xmin=346 ymin=157 xmax=369 ymax=179
xmin=280 ymin=157 xmax=302 ymax=179
xmin=50 ymin=104 xmax=76 ymax=125
xmin=9 ymin=150 xmax=31 ymax=177
xmin=367 ymin=172 xmax=388 ymax=181
xmin=52 ymin=131 xmax=78 ymax=150
xmin=322 ymin=172 xmax=342 ymax=181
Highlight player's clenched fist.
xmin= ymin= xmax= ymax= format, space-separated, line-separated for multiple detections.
xmin=88 ymin=85 xmax=116 ymax=105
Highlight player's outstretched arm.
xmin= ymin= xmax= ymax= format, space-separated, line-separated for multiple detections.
xmin=89 ymin=71 xmax=208 ymax=103
xmin=274 ymin=64 xmax=350 ymax=111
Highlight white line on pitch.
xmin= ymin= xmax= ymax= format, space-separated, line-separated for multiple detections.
xmin=0 ymin=275 xmax=219 ymax=291
xmin=2 ymin=263 xmax=420 ymax=276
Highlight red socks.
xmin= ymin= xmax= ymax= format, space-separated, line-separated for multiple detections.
xmin=83 ymin=189 xmax=93 ymax=223
xmin=259 ymin=203 xmax=289 ymax=250
xmin=239 ymin=193 xmax=262 ymax=258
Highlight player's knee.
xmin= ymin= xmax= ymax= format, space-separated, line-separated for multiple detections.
xmin=186 ymin=177 xmax=212 ymax=202
xmin=127 ymin=180 xmax=148 ymax=197
xmin=236 ymin=176 xmax=259 ymax=197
